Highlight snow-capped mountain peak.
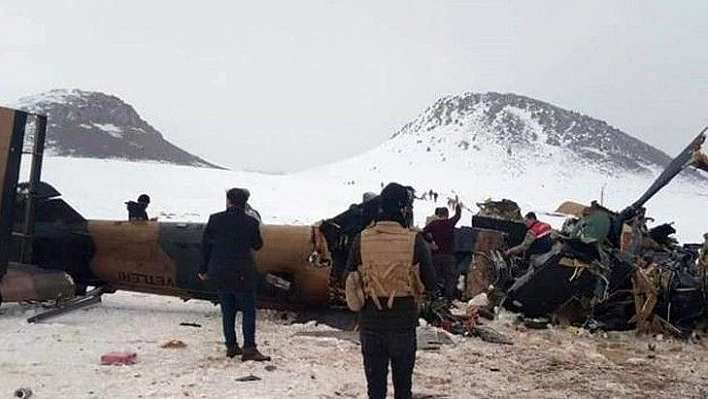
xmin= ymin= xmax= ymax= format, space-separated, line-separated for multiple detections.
xmin=14 ymin=89 xmax=222 ymax=168
xmin=391 ymin=92 xmax=671 ymax=175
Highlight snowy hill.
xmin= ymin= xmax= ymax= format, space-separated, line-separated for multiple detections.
xmin=392 ymin=92 xmax=673 ymax=175
xmin=292 ymin=92 xmax=707 ymax=241
xmin=14 ymin=89 xmax=221 ymax=168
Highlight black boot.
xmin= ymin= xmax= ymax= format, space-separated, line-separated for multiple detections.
xmin=226 ymin=344 xmax=242 ymax=358
xmin=241 ymin=347 xmax=271 ymax=362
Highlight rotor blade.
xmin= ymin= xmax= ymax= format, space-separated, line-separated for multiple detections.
xmin=628 ymin=127 xmax=707 ymax=211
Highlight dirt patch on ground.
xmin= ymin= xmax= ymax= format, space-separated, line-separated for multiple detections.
xmin=420 ymin=317 xmax=708 ymax=398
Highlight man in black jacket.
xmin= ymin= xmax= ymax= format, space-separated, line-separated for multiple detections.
xmin=198 ymin=188 xmax=270 ymax=361
xmin=345 ymin=182 xmax=436 ymax=399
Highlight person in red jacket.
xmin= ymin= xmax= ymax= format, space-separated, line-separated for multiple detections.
xmin=505 ymin=212 xmax=553 ymax=257
xmin=423 ymin=199 xmax=462 ymax=300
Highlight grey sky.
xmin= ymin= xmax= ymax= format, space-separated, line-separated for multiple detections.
xmin=0 ymin=1 xmax=706 ymax=172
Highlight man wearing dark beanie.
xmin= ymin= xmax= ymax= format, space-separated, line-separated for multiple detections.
xmin=345 ymin=182 xmax=437 ymax=399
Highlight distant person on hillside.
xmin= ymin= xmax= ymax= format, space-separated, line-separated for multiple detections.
xmin=126 ymin=194 xmax=151 ymax=221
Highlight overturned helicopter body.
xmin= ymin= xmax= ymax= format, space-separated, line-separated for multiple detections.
xmin=3 ymin=191 xmax=334 ymax=315
xmin=0 ymin=106 xmax=335 ymax=319
xmin=29 ymin=196 xmax=331 ymax=306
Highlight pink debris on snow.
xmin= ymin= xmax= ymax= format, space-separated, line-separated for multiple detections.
xmin=100 ymin=351 xmax=137 ymax=365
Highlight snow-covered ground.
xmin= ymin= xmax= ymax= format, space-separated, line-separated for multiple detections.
xmin=1 ymin=155 xmax=706 ymax=398
xmin=1 ymin=292 xmax=707 ymax=398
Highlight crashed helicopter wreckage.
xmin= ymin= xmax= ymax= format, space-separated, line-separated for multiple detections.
xmin=0 ymin=107 xmax=497 ymax=341
xmin=5 ymin=179 xmax=336 ymax=322
xmin=463 ymin=129 xmax=708 ymax=338
xmin=0 ymin=104 xmax=706 ymax=340
xmin=309 ymin=130 xmax=708 ymax=340
xmin=0 ymin=106 xmax=334 ymax=322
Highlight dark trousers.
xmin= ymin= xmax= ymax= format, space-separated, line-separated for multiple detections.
xmin=528 ymin=235 xmax=553 ymax=256
xmin=360 ymin=329 xmax=416 ymax=399
xmin=219 ymin=289 xmax=256 ymax=349
xmin=432 ymin=253 xmax=457 ymax=300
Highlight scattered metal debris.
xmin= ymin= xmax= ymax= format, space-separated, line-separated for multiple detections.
xmin=460 ymin=129 xmax=708 ymax=339
xmin=293 ymin=330 xmax=359 ymax=344
xmin=291 ymin=327 xmax=456 ymax=350
xmin=235 ymin=374 xmax=261 ymax=382
xmin=14 ymin=387 xmax=32 ymax=399
xmin=160 ymin=339 xmax=187 ymax=349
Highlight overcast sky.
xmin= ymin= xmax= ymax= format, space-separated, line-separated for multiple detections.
xmin=0 ymin=1 xmax=706 ymax=172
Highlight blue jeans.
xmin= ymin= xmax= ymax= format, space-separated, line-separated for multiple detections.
xmin=219 ymin=290 xmax=256 ymax=349
xmin=360 ymin=329 xmax=416 ymax=399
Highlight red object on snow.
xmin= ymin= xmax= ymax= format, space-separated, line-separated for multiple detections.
xmin=100 ymin=351 xmax=137 ymax=365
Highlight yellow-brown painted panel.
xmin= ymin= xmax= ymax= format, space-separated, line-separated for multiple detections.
xmin=0 ymin=107 xmax=15 ymax=210
xmin=88 ymin=220 xmax=187 ymax=296
xmin=257 ymin=225 xmax=330 ymax=304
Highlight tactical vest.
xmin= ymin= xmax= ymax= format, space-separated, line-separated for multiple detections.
xmin=359 ymin=221 xmax=424 ymax=310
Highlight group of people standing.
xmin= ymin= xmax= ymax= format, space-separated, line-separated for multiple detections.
xmin=197 ymin=182 xmax=437 ymax=397
xmin=194 ymin=183 xmax=554 ymax=398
